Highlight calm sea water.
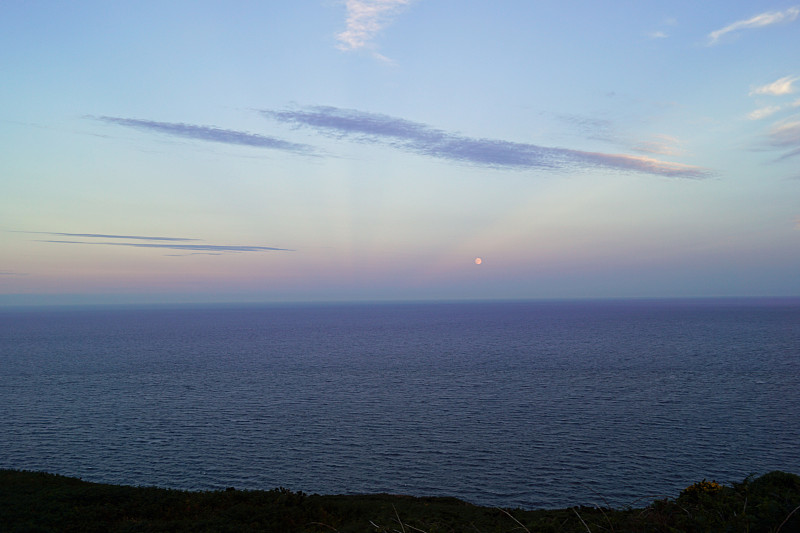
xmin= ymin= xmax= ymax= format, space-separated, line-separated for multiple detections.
xmin=1 ymin=299 xmax=798 ymax=509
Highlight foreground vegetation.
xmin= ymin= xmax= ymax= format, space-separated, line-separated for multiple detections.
xmin=1 ymin=470 xmax=798 ymax=532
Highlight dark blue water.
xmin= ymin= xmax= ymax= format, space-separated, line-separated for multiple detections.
xmin=1 ymin=299 xmax=798 ymax=509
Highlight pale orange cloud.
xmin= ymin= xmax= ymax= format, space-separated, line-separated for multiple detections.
xmin=336 ymin=0 xmax=412 ymax=51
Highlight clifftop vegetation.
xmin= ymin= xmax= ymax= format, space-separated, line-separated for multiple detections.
xmin=1 ymin=469 xmax=798 ymax=532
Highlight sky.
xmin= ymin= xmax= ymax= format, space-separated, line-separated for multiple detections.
xmin=2 ymin=1 xmax=799 ymax=305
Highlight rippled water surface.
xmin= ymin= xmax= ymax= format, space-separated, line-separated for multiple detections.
xmin=1 ymin=299 xmax=799 ymax=508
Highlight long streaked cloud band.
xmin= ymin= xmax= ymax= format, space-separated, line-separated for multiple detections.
xmin=95 ymin=116 xmax=314 ymax=153
xmin=263 ymin=106 xmax=709 ymax=178
xmin=18 ymin=231 xmax=293 ymax=253
xmin=708 ymin=6 xmax=799 ymax=44
xmin=17 ymin=231 xmax=200 ymax=242
xmin=39 ymin=240 xmax=293 ymax=252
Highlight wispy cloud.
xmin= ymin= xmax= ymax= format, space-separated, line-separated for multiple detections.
xmin=263 ymin=106 xmax=710 ymax=178
xmin=16 ymin=231 xmax=200 ymax=242
xmin=553 ymin=113 xmax=617 ymax=143
xmin=39 ymin=240 xmax=293 ymax=252
xmin=20 ymin=231 xmax=293 ymax=254
xmin=768 ymin=118 xmax=800 ymax=146
xmin=166 ymin=252 xmax=224 ymax=256
xmin=646 ymin=14 xmax=677 ymax=38
xmin=747 ymin=79 xmax=800 ymax=119
xmin=632 ymin=134 xmax=685 ymax=156
xmin=748 ymin=105 xmax=783 ymax=120
xmin=336 ymin=0 xmax=411 ymax=51
xmin=708 ymin=6 xmax=799 ymax=45
xmin=764 ymin=116 xmax=800 ymax=160
xmin=0 ymin=271 xmax=26 ymax=276
xmin=94 ymin=116 xmax=314 ymax=153
xmin=750 ymin=76 xmax=798 ymax=96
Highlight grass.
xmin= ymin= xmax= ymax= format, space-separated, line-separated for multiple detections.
xmin=1 ymin=470 xmax=798 ymax=532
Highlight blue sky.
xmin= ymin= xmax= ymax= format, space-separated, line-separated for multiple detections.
xmin=2 ymin=1 xmax=799 ymax=305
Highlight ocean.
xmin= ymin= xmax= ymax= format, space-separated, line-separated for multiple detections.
xmin=1 ymin=299 xmax=798 ymax=509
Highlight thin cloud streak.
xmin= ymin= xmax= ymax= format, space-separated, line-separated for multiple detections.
xmin=748 ymin=106 xmax=782 ymax=120
xmin=768 ymin=118 xmax=800 ymax=146
xmin=264 ymin=106 xmax=710 ymax=178
xmin=16 ymin=231 xmax=200 ymax=242
xmin=750 ymin=76 xmax=798 ymax=96
xmin=168 ymin=252 xmax=225 ymax=256
xmin=38 ymin=240 xmax=294 ymax=252
xmin=23 ymin=231 xmax=294 ymax=253
xmin=708 ymin=6 xmax=799 ymax=45
xmin=554 ymin=113 xmax=617 ymax=143
xmin=776 ymin=147 xmax=800 ymax=160
xmin=336 ymin=0 xmax=411 ymax=51
xmin=95 ymin=116 xmax=314 ymax=153
xmin=748 ymin=97 xmax=800 ymax=120
xmin=768 ymin=117 xmax=800 ymax=160
xmin=633 ymin=135 xmax=685 ymax=156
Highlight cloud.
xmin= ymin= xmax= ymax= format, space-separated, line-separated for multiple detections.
xmin=646 ymin=15 xmax=677 ymax=38
xmin=95 ymin=116 xmax=314 ymax=153
xmin=38 ymin=240 xmax=293 ymax=252
xmin=747 ymin=89 xmax=800 ymax=120
xmin=16 ymin=231 xmax=200 ymax=242
xmin=775 ymin=146 xmax=800 ymax=161
xmin=554 ymin=113 xmax=617 ymax=142
xmin=767 ymin=117 xmax=800 ymax=160
xmin=708 ymin=6 xmax=799 ymax=44
xmin=21 ymin=231 xmax=293 ymax=254
xmin=166 ymin=252 xmax=225 ymax=256
xmin=336 ymin=0 xmax=411 ymax=51
xmin=632 ymin=134 xmax=685 ymax=156
xmin=768 ymin=118 xmax=800 ymax=146
xmin=748 ymin=105 xmax=783 ymax=120
xmin=0 ymin=271 xmax=26 ymax=276
xmin=263 ymin=106 xmax=710 ymax=178
xmin=750 ymin=76 xmax=798 ymax=96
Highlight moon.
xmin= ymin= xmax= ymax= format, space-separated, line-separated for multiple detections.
xmin=474 ymin=257 xmax=482 ymax=265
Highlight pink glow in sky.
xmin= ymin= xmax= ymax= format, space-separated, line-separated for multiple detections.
xmin=2 ymin=2 xmax=800 ymax=305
